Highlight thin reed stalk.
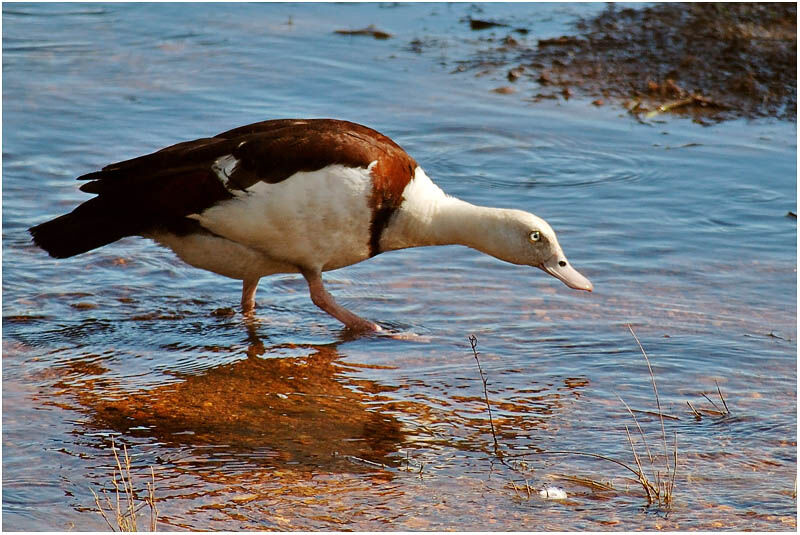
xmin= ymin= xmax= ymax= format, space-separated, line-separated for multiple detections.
xmin=90 ymin=439 xmax=159 ymax=532
xmin=626 ymin=324 xmax=677 ymax=505
xmin=469 ymin=335 xmax=502 ymax=458
xmin=627 ymin=324 xmax=671 ymax=485
xmin=715 ymin=380 xmax=730 ymax=414
xmin=701 ymin=392 xmax=724 ymax=413
xmin=624 ymin=424 xmax=655 ymax=503
xmin=618 ymin=394 xmax=658 ymax=485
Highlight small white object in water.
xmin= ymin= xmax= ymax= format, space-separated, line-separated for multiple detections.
xmin=539 ymin=486 xmax=567 ymax=500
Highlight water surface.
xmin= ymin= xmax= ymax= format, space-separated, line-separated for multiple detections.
xmin=3 ymin=3 xmax=796 ymax=531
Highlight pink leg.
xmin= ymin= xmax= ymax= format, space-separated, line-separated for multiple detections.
xmin=241 ymin=278 xmax=259 ymax=314
xmin=302 ymin=269 xmax=381 ymax=332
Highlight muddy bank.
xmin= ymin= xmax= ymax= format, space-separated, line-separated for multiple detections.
xmin=462 ymin=3 xmax=796 ymax=121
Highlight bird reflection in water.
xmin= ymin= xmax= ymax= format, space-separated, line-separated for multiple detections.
xmin=69 ymin=324 xmax=404 ymax=472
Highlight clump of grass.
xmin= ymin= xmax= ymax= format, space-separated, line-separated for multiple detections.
xmin=470 ymin=326 xmax=679 ymax=507
xmin=621 ymin=324 xmax=678 ymax=505
xmin=687 ymin=379 xmax=731 ymax=419
xmin=90 ymin=439 xmax=158 ymax=532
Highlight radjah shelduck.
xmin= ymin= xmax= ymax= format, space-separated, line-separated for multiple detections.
xmin=29 ymin=119 xmax=593 ymax=332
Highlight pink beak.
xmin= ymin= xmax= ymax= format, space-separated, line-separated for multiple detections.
xmin=540 ymin=256 xmax=593 ymax=292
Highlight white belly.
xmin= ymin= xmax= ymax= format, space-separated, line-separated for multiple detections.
xmin=189 ymin=164 xmax=374 ymax=272
xmin=145 ymin=230 xmax=298 ymax=280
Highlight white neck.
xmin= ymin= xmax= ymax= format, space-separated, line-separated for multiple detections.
xmin=426 ymin=197 xmax=509 ymax=249
xmin=380 ymin=169 xmax=518 ymax=259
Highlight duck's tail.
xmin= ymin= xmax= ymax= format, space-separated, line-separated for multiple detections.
xmin=28 ymin=196 xmax=141 ymax=258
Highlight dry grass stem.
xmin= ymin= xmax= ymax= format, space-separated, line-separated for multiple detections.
xmin=627 ymin=325 xmax=671 ymax=482
xmin=686 ymin=400 xmax=703 ymax=419
xmin=687 ymin=381 xmax=732 ymax=419
xmin=91 ymin=439 xmax=158 ymax=532
xmin=715 ymin=380 xmax=730 ymax=413
xmin=670 ymin=430 xmax=678 ymax=501
xmin=629 ymin=408 xmax=681 ymax=421
xmin=548 ymin=473 xmax=615 ymax=491
xmin=90 ymin=488 xmax=116 ymax=532
xmin=627 ymin=324 xmax=677 ymax=505
xmin=624 ymin=424 xmax=655 ymax=502
xmin=509 ymin=449 xmax=644 ymax=480
xmin=701 ymin=392 xmax=724 ymax=413
xmin=689 ymin=381 xmax=731 ymax=418
xmin=617 ymin=395 xmax=658 ymax=482
xmin=690 ymin=403 xmax=727 ymax=418
xmin=469 ymin=335 xmax=502 ymax=458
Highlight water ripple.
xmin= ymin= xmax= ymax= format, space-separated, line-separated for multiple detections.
xmin=407 ymin=127 xmax=665 ymax=191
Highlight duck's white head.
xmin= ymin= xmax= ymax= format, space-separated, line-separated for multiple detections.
xmin=482 ymin=208 xmax=593 ymax=292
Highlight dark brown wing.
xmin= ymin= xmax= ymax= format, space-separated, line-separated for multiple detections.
xmin=78 ymin=118 xmax=413 ymax=190
xmin=224 ymin=119 xmax=416 ymax=186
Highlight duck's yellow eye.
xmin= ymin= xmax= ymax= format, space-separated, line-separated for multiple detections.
xmin=530 ymin=231 xmax=540 ymax=242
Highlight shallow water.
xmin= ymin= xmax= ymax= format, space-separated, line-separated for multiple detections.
xmin=2 ymin=3 xmax=796 ymax=531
